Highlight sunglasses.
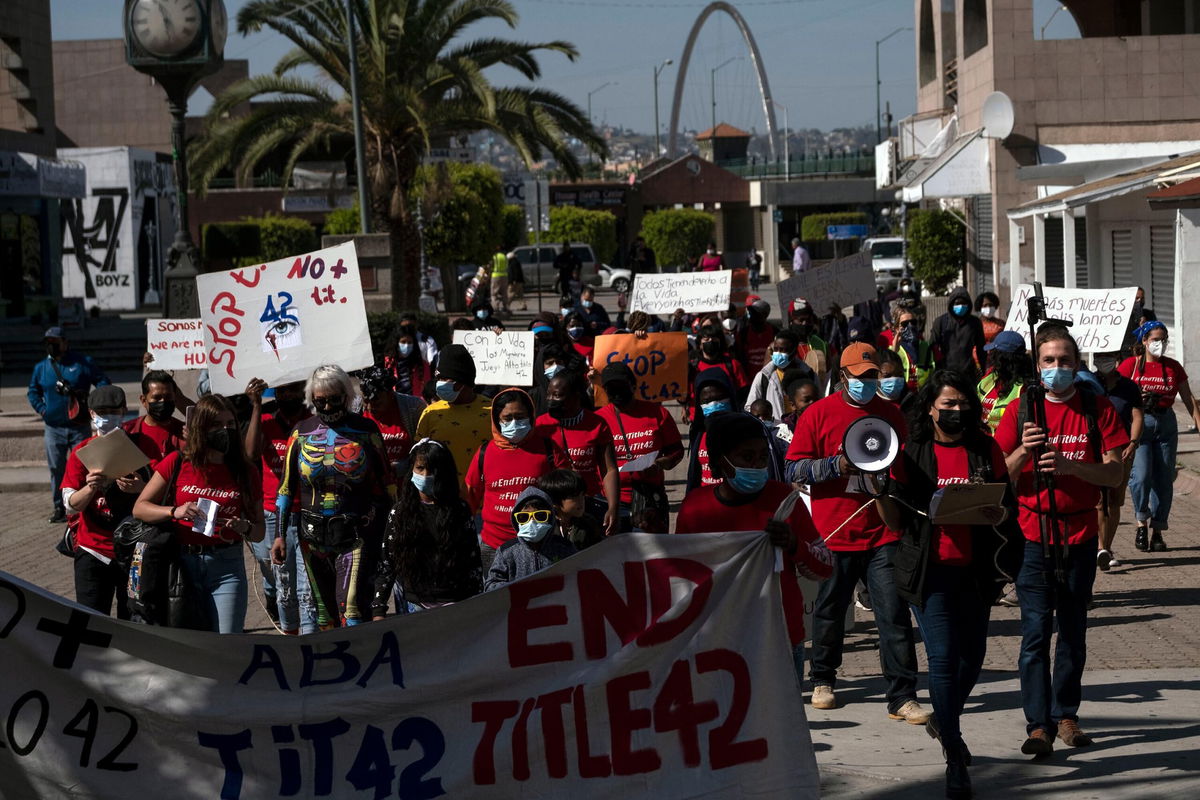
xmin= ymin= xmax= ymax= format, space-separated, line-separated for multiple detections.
xmin=514 ymin=509 xmax=552 ymax=525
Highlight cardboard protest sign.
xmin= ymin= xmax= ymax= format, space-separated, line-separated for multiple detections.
xmin=452 ymin=330 xmax=535 ymax=387
xmin=778 ymin=250 xmax=876 ymax=315
xmin=629 ymin=271 xmax=731 ymax=315
xmin=145 ymin=319 xmax=206 ymax=370
xmin=593 ymin=332 xmax=688 ymax=405
xmin=0 ymin=533 xmax=820 ymax=799
xmin=1005 ymin=285 xmax=1138 ymax=353
xmin=196 ymin=242 xmax=373 ymax=396
xmin=75 ymin=428 xmax=150 ymax=478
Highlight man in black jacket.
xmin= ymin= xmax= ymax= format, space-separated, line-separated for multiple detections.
xmin=931 ymin=287 xmax=985 ymax=379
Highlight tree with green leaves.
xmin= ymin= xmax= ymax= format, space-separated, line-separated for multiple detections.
xmin=190 ymin=0 xmax=605 ymax=308
xmin=547 ymin=206 xmax=617 ymax=265
xmin=907 ymin=209 xmax=963 ymax=295
xmin=640 ymin=209 xmax=714 ymax=270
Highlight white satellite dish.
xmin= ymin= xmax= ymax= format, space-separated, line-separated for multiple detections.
xmin=982 ymin=91 xmax=1015 ymax=140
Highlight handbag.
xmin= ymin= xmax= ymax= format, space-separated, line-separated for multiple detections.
xmin=299 ymin=509 xmax=361 ymax=553
xmin=56 ymin=515 xmax=80 ymax=557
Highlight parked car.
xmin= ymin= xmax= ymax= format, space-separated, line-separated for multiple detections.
xmin=862 ymin=236 xmax=907 ymax=289
xmin=510 ymin=243 xmax=601 ymax=290
xmin=596 ymin=265 xmax=632 ymax=293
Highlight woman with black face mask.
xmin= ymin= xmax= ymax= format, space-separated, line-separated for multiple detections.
xmin=274 ymin=365 xmax=397 ymax=631
xmin=134 ymin=394 xmax=265 ymax=633
xmin=689 ymin=320 xmax=749 ymax=418
xmin=877 ymin=370 xmax=1022 ymax=800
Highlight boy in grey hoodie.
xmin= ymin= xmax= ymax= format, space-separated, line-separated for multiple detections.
xmin=484 ymin=486 xmax=577 ymax=590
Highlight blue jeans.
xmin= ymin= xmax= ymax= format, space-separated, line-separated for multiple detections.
xmin=259 ymin=511 xmax=315 ymax=633
xmin=748 ymin=268 xmax=760 ymax=290
xmin=911 ymin=565 xmax=990 ymax=747
xmin=46 ymin=424 xmax=88 ymax=515
xmin=1129 ymin=409 xmax=1177 ymax=529
xmin=809 ymin=542 xmax=920 ymax=713
xmin=1016 ymin=539 xmax=1096 ymax=736
xmin=180 ymin=544 xmax=248 ymax=634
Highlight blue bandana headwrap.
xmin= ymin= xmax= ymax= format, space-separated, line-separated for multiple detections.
xmin=1133 ymin=320 xmax=1166 ymax=343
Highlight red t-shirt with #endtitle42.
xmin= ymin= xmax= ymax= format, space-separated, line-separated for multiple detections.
xmin=259 ymin=411 xmax=311 ymax=512
xmin=786 ymin=392 xmax=908 ymax=551
xmin=466 ymin=430 xmax=571 ymax=549
xmin=365 ymin=402 xmax=413 ymax=471
xmin=597 ymin=399 xmax=684 ymax=504
xmin=122 ymin=415 xmax=183 ymax=466
xmin=1118 ymin=355 xmax=1188 ymax=410
xmin=994 ymin=391 xmax=1128 ymax=545
xmin=155 ymin=451 xmax=260 ymax=547
xmin=693 ymin=431 xmax=723 ymax=488
xmin=61 ymin=439 xmax=121 ymax=559
xmin=926 ymin=439 xmax=1008 ymax=566
xmin=537 ymin=410 xmax=614 ymax=497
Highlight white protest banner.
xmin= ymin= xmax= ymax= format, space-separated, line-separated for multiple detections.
xmin=0 ymin=533 xmax=819 ymax=799
xmin=196 ymin=242 xmax=373 ymax=396
xmin=452 ymin=330 xmax=535 ymax=387
xmin=778 ymin=251 xmax=876 ymax=314
xmin=1005 ymin=284 xmax=1138 ymax=352
xmin=146 ymin=318 xmax=207 ymax=370
xmin=629 ymin=271 xmax=731 ymax=315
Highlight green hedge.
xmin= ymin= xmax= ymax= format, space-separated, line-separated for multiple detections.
xmin=546 ymin=206 xmax=618 ymax=264
xmin=799 ymin=212 xmax=869 ymax=242
xmin=202 ymin=215 xmax=318 ymax=266
xmin=367 ymin=310 xmax=451 ymax=364
xmin=324 ymin=205 xmax=360 ymax=236
xmin=640 ymin=209 xmax=714 ymax=270
xmin=258 ymin=214 xmax=318 ymax=262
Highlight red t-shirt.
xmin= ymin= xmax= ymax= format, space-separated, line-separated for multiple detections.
xmin=364 ymin=402 xmax=413 ymax=471
xmin=537 ymin=410 xmax=614 ymax=497
xmin=1118 ymin=356 xmax=1187 ymax=410
xmin=739 ymin=323 xmax=777 ymax=375
xmin=466 ymin=430 xmax=571 ymax=549
xmin=693 ymin=431 xmax=722 ymax=488
xmin=259 ymin=411 xmax=310 ymax=512
xmin=927 ymin=440 xmax=1008 ymax=566
xmin=122 ymin=416 xmax=183 ymax=466
xmin=786 ymin=392 xmax=908 ymax=551
xmin=572 ymin=339 xmax=595 ymax=366
xmin=155 ymin=451 xmax=260 ymax=547
xmin=62 ymin=439 xmax=121 ymax=559
xmin=676 ymin=481 xmax=832 ymax=644
xmin=994 ymin=391 xmax=1129 ymax=545
xmin=597 ymin=400 xmax=684 ymax=503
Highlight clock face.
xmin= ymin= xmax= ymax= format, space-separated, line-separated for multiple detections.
xmin=210 ymin=0 xmax=228 ymax=55
xmin=129 ymin=0 xmax=203 ymax=58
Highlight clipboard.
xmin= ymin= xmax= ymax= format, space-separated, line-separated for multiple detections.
xmin=75 ymin=428 xmax=151 ymax=478
xmin=929 ymin=483 xmax=1009 ymax=526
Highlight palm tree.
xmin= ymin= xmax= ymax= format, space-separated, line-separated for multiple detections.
xmin=190 ymin=0 xmax=606 ymax=308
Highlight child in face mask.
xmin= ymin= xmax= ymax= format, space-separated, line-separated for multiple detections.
xmin=484 ymin=487 xmax=577 ymax=590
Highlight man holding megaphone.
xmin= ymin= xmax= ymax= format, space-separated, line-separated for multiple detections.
xmin=785 ymin=343 xmax=930 ymax=725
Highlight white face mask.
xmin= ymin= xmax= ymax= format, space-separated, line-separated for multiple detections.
xmin=92 ymin=413 xmax=120 ymax=434
xmin=980 ymin=306 xmax=996 ymax=318
xmin=1148 ymin=339 xmax=1166 ymax=358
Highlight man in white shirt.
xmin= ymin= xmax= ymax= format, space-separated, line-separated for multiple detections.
xmin=792 ymin=238 xmax=811 ymax=274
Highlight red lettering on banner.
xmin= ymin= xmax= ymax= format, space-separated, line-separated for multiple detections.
xmin=536 ymin=688 xmax=574 ymax=779
xmin=579 ymin=564 xmax=647 ymax=659
xmin=638 ymin=558 xmax=714 ymax=647
xmin=507 ymin=576 xmax=573 ymax=667
xmin=471 ymin=700 xmax=519 ymax=785
xmin=607 ymin=671 xmax=661 ymax=775
xmin=511 ymin=697 xmax=537 ymax=781
xmin=654 ymin=659 xmax=719 ymax=767
xmin=696 ymin=648 xmax=768 ymax=769
xmin=572 ymin=684 xmax=612 ymax=778
xmin=229 ymin=266 xmax=264 ymax=288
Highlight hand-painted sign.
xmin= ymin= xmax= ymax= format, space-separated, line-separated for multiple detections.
xmin=452 ymin=330 xmax=535 ymax=387
xmin=593 ymin=332 xmax=688 ymax=405
xmin=778 ymin=250 xmax=876 ymax=314
xmin=145 ymin=318 xmax=206 ymax=370
xmin=629 ymin=272 xmax=731 ymax=315
xmin=1005 ymin=284 xmax=1138 ymax=353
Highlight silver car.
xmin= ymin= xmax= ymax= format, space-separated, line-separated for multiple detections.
xmin=511 ymin=243 xmax=600 ymax=291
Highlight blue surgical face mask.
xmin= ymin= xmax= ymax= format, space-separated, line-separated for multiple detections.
xmin=517 ymin=519 xmax=554 ymax=543
xmin=952 ymin=303 xmax=970 ymax=317
xmin=411 ymin=471 xmax=432 ymax=494
xmin=500 ymin=417 xmax=532 ymax=443
xmin=435 ymin=380 xmax=461 ymax=403
xmin=475 ymin=309 xmax=489 ymax=320
xmin=879 ymin=377 xmax=905 ymax=400
xmin=1041 ymin=367 xmax=1075 ymax=394
xmin=581 ymin=299 xmax=593 ymax=309
xmin=560 ymin=308 xmax=573 ymax=318
xmin=544 ymin=363 xmax=564 ymax=380
xmin=771 ymin=351 xmax=792 ymax=369
xmin=725 ymin=457 xmax=769 ymax=494
xmin=701 ymin=399 xmax=732 ymax=417
xmin=846 ymin=378 xmax=878 ymax=405
xmin=398 ymin=342 xmax=414 ymax=358
xmin=91 ymin=413 xmax=120 ymax=435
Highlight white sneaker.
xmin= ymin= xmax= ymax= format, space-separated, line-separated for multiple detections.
xmin=1097 ymin=549 xmax=1113 ymax=572
xmin=811 ymin=685 xmax=836 ymax=710
xmin=1108 ymin=552 xmax=1121 ymax=567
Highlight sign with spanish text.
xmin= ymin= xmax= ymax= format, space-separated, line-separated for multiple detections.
xmin=629 ymin=272 xmax=731 ymax=315
xmin=593 ymin=332 xmax=688 ymax=405
xmin=778 ymin=251 xmax=876 ymax=315
xmin=145 ymin=318 xmax=206 ymax=370
xmin=452 ymin=330 xmax=535 ymax=387
xmin=196 ymin=242 xmax=373 ymax=396
xmin=1005 ymin=285 xmax=1138 ymax=353
xmin=0 ymin=533 xmax=819 ymax=799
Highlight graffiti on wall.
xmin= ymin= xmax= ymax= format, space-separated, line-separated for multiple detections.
xmin=61 ymin=188 xmax=130 ymax=300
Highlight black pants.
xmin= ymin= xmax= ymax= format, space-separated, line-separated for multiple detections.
xmin=74 ymin=548 xmax=131 ymax=620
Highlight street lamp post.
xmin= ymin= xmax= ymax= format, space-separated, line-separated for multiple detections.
xmin=1041 ymin=4 xmax=1067 ymax=39
xmin=346 ymin=0 xmax=370 ymax=233
xmin=768 ymin=99 xmax=788 ymax=179
xmin=587 ymin=81 xmax=615 ymax=166
xmin=710 ymin=57 xmax=740 ymax=134
xmin=875 ymin=27 xmax=912 ymax=145
xmin=653 ymin=59 xmax=674 ymax=157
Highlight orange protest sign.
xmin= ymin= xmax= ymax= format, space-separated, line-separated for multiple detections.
xmin=593 ymin=332 xmax=688 ymax=405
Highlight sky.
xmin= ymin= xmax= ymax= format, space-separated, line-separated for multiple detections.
xmin=50 ymin=0 xmax=1080 ymax=137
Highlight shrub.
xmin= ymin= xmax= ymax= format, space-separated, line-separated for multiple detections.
xmin=201 ymin=222 xmax=260 ymax=262
xmin=546 ymin=206 xmax=618 ymax=264
xmin=799 ymin=212 xmax=869 ymax=242
xmin=256 ymin=214 xmax=318 ymax=262
xmin=324 ymin=205 xmax=361 ymax=236
xmin=640 ymin=209 xmax=714 ymax=270
xmin=906 ymin=209 xmax=963 ymax=294
xmin=501 ymin=205 xmax=526 ymax=251
xmin=413 ymin=162 xmax=504 ymax=268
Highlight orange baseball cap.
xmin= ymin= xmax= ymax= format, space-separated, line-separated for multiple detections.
xmin=839 ymin=342 xmax=879 ymax=376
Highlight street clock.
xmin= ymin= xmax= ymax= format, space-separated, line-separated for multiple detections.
xmin=124 ymin=0 xmax=226 ymax=75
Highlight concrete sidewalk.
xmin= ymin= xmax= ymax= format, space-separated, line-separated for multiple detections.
xmin=814 ymin=669 xmax=1200 ymax=798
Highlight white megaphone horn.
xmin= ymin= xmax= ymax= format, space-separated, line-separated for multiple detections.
xmin=842 ymin=415 xmax=900 ymax=474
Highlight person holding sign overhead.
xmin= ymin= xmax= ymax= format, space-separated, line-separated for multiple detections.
xmin=61 ymin=385 xmax=146 ymax=619
xmin=1119 ymin=321 xmax=1200 ymax=553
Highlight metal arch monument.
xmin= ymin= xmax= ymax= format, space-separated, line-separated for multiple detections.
xmin=666 ymin=1 xmax=779 ymax=160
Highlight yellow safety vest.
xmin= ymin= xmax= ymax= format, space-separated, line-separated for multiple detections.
xmin=491 ymin=252 xmax=508 ymax=279
xmin=893 ymin=340 xmax=933 ymax=391
xmin=977 ymin=371 xmax=1023 ymax=432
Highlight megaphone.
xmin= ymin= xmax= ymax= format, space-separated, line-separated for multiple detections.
xmin=842 ymin=415 xmax=900 ymax=474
